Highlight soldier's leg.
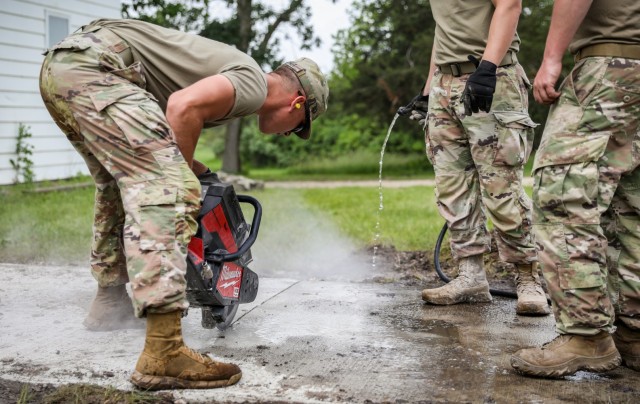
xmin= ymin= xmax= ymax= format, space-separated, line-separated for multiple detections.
xmin=466 ymin=65 xmax=547 ymax=315
xmin=73 ymin=85 xmax=200 ymax=319
xmin=40 ymin=53 xmax=134 ymax=330
xmin=611 ymin=170 xmax=640 ymax=370
xmin=82 ymin=151 xmax=141 ymax=330
xmin=535 ymin=163 xmax=616 ymax=333
xmin=421 ymin=70 xmax=491 ymax=305
xmin=511 ymin=57 xmax=635 ymax=377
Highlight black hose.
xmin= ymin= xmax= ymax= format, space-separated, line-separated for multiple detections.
xmin=434 ymin=223 xmax=517 ymax=299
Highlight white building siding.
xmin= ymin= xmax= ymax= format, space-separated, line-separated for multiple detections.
xmin=0 ymin=0 xmax=121 ymax=185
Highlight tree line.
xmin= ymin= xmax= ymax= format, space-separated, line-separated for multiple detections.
xmin=123 ymin=0 xmax=573 ymax=173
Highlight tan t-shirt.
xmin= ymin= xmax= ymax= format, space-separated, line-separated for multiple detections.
xmin=570 ymin=0 xmax=640 ymax=54
xmin=430 ymin=0 xmax=520 ymax=65
xmin=88 ymin=19 xmax=267 ymax=127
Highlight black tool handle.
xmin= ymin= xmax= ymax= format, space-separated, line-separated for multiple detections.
xmin=209 ymin=194 xmax=262 ymax=263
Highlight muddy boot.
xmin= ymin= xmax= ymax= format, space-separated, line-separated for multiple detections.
xmin=83 ymin=284 xmax=143 ymax=331
xmin=511 ymin=331 xmax=621 ymax=378
xmin=515 ymin=263 xmax=550 ymax=316
xmin=613 ymin=321 xmax=640 ymax=371
xmin=131 ymin=310 xmax=242 ymax=390
xmin=422 ymin=255 xmax=492 ymax=305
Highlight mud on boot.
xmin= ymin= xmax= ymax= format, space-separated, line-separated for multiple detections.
xmin=613 ymin=321 xmax=640 ymax=371
xmin=510 ymin=331 xmax=621 ymax=378
xmin=131 ymin=310 xmax=242 ymax=390
xmin=83 ymin=284 xmax=144 ymax=331
xmin=422 ymin=254 xmax=492 ymax=305
xmin=515 ymin=262 xmax=550 ymax=316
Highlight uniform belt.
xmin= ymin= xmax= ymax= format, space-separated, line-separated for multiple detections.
xmin=82 ymin=25 xmax=134 ymax=67
xmin=438 ymin=51 xmax=518 ymax=77
xmin=574 ymin=43 xmax=640 ymax=62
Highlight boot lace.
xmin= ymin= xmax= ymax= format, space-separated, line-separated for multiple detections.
xmin=516 ymin=274 xmax=545 ymax=297
xmin=182 ymin=346 xmax=212 ymax=364
xmin=541 ymin=335 xmax=570 ymax=350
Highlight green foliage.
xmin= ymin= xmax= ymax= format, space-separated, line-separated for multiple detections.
xmin=324 ymin=0 xmax=576 ymax=160
xmin=330 ymin=0 xmax=434 ymax=131
xmin=199 ymin=1 xmax=320 ymax=69
xmin=518 ymin=0 xmax=575 ymax=146
xmin=237 ymin=107 xmax=425 ymax=170
xmin=121 ymin=0 xmax=210 ymax=31
xmin=10 ymin=123 xmax=35 ymax=184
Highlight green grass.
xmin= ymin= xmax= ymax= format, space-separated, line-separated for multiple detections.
xmin=250 ymin=151 xmax=434 ymax=181
xmin=42 ymin=383 xmax=163 ymax=403
xmin=0 ymin=178 xmax=441 ymax=264
xmin=0 ymin=150 xmax=531 ymax=265
xmin=193 ymin=146 xmax=434 ymax=181
xmin=0 ymin=178 xmax=94 ymax=264
xmin=299 ymin=186 xmax=443 ymax=250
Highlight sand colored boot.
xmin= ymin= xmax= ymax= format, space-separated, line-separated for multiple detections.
xmin=131 ymin=310 xmax=242 ymax=390
xmin=511 ymin=331 xmax=621 ymax=378
xmin=613 ymin=321 xmax=640 ymax=371
xmin=515 ymin=263 xmax=550 ymax=316
xmin=422 ymin=255 xmax=492 ymax=305
xmin=83 ymin=284 xmax=143 ymax=331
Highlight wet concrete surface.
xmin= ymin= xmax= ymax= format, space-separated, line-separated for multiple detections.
xmin=1 ymin=263 xmax=639 ymax=403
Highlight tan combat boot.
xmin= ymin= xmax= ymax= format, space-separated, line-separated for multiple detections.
xmin=515 ymin=263 xmax=550 ymax=316
xmin=511 ymin=331 xmax=621 ymax=378
xmin=83 ymin=284 xmax=143 ymax=331
xmin=130 ymin=310 xmax=242 ymax=390
xmin=613 ymin=321 xmax=640 ymax=371
xmin=422 ymin=255 xmax=492 ymax=305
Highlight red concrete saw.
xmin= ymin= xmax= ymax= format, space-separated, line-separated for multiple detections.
xmin=185 ymin=174 xmax=262 ymax=330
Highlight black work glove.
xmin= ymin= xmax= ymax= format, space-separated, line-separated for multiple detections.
xmin=197 ymin=168 xmax=221 ymax=184
xmin=398 ymin=93 xmax=429 ymax=126
xmin=462 ymin=56 xmax=497 ymax=115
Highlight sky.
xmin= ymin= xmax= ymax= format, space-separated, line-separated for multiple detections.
xmin=207 ymin=1 xmax=354 ymax=73
xmin=277 ymin=0 xmax=354 ymax=73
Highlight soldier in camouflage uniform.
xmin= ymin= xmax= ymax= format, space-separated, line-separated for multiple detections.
xmin=402 ymin=0 xmax=549 ymax=315
xmin=39 ymin=18 xmax=329 ymax=390
xmin=511 ymin=0 xmax=640 ymax=378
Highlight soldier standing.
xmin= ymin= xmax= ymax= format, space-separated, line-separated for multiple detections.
xmin=511 ymin=0 xmax=640 ymax=377
xmin=403 ymin=0 xmax=549 ymax=315
xmin=39 ymin=18 xmax=328 ymax=390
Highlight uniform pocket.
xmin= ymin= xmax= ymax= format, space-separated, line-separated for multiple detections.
xmin=43 ymin=33 xmax=95 ymax=55
xmin=137 ymin=186 xmax=178 ymax=251
xmin=88 ymin=83 xmax=170 ymax=154
xmin=425 ymin=123 xmax=435 ymax=165
xmin=559 ymin=262 xmax=604 ymax=290
xmin=492 ymin=111 xmax=537 ymax=166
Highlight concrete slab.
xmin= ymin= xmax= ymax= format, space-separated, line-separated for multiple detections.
xmin=1 ymin=263 xmax=639 ymax=403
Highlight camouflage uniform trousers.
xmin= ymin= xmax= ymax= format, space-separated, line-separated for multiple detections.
xmin=39 ymin=26 xmax=201 ymax=318
xmin=533 ymin=56 xmax=640 ymax=335
xmin=426 ymin=63 xmax=538 ymax=264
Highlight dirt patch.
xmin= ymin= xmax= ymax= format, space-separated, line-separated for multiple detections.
xmin=367 ymin=230 xmax=520 ymax=294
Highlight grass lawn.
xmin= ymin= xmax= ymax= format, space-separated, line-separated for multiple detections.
xmin=195 ymin=149 xmax=435 ymax=182
xmin=0 ymin=177 xmax=443 ymax=265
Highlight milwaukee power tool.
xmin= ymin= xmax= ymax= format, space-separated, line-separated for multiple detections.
xmin=185 ymin=174 xmax=262 ymax=330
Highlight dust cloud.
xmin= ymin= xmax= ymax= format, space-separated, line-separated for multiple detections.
xmin=247 ymin=191 xmax=376 ymax=282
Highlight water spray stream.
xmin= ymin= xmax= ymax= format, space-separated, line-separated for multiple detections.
xmin=372 ymin=113 xmax=400 ymax=268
